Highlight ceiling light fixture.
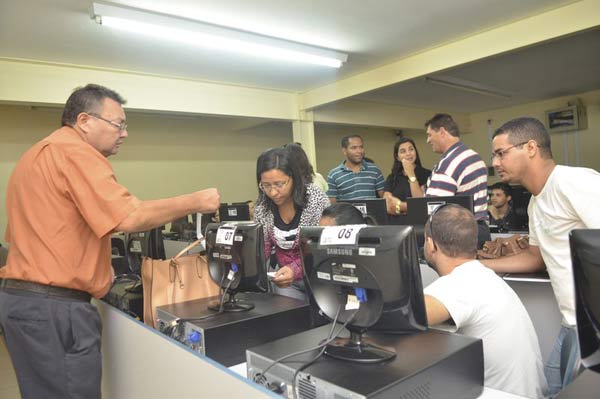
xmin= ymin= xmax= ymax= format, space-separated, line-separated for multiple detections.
xmin=90 ymin=2 xmax=348 ymax=68
xmin=424 ymin=77 xmax=512 ymax=100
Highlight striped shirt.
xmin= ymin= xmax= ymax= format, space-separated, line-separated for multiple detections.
xmin=426 ymin=142 xmax=489 ymax=221
xmin=327 ymin=161 xmax=385 ymax=200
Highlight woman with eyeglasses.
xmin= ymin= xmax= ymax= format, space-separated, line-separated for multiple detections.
xmin=383 ymin=137 xmax=431 ymax=223
xmin=254 ymin=147 xmax=330 ymax=299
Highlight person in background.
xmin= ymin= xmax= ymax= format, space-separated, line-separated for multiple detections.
xmin=362 ymin=156 xmax=375 ymax=164
xmin=326 ymin=135 xmax=385 ymax=203
xmin=423 ymin=205 xmax=547 ymax=398
xmin=0 ymin=84 xmax=220 ymax=399
xmin=488 ymin=182 xmax=518 ymax=232
xmin=424 ymin=113 xmax=490 ymax=248
xmin=284 ymin=142 xmax=328 ymax=194
xmin=319 ymin=202 xmax=372 ymax=227
xmin=254 ymin=147 xmax=330 ymax=300
xmin=0 ymin=242 xmax=8 ymax=267
xmin=482 ymin=117 xmax=600 ymax=396
xmin=382 ymin=137 xmax=431 ymax=222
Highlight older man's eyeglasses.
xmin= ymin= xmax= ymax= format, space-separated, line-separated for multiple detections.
xmin=491 ymin=141 xmax=529 ymax=161
xmin=89 ymin=113 xmax=128 ymax=132
xmin=259 ymin=180 xmax=290 ymax=192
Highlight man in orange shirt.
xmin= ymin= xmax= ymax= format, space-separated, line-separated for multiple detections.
xmin=0 ymin=84 xmax=220 ymax=399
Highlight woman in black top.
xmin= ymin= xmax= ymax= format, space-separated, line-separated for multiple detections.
xmin=383 ymin=137 xmax=431 ymax=223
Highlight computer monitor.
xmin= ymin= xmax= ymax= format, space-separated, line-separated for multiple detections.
xmin=508 ymin=185 xmax=531 ymax=231
xmin=406 ymin=196 xmax=474 ymax=247
xmin=300 ymin=225 xmax=427 ymax=363
xmin=340 ymin=199 xmax=389 ymax=225
xmin=110 ymin=235 xmax=128 ymax=275
xmin=219 ymin=203 xmax=251 ymax=222
xmin=569 ymin=229 xmax=600 ymax=373
xmin=126 ymin=228 xmax=166 ymax=273
xmin=166 ymin=215 xmax=197 ymax=241
xmin=205 ymin=221 xmax=268 ymax=312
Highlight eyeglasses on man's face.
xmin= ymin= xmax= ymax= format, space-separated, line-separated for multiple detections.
xmin=491 ymin=141 xmax=530 ymax=162
xmin=259 ymin=179 xmax=290 ymax=192
xmin=88 ymin=113 xmax=128 ymax=132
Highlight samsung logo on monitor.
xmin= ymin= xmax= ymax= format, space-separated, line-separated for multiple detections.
xmin=326 ymin=248 xmax=353 ymax=256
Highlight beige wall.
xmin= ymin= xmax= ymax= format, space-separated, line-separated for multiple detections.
xmin=315 ymin=88 xmax=600 ymax=187
xmin=315 ymin=124 xmax=398 ymax=180
xmin=0 ymin=105 xmax=293 ymax=237
xmin=469 ymin=88 xmax=600 ymax=178
xmin=2 ymin=88 xmax=600 ymax=238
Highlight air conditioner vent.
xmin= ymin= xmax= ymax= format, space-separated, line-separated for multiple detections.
xmin=298 ymin=377 xmax=316 ymax=399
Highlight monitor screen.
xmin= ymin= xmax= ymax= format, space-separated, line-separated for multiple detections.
xmin=167 ymin=215 xmax=197 ymax=240
xmin=205 ymin=221 xmax=268 ymax=311
xmin=570 ymin=229 xmax=600 ymax=373
xmin=508 ymin=185 xmax=531 ymax=232
xmin=407 ymin=196 xmax=474 ymax=248
xmin=126 ymin=228 xmax=166 ymax=273
xmin=219 ymin=203 xmax=251 ymax=222
xmin=300 ymin=225 xmax=427 ymax=363
xmin=339 ymin=199 xmax=389 ymax=225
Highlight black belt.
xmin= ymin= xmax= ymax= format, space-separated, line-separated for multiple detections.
xmin=0 ymin=279 xmax=91 ymax=302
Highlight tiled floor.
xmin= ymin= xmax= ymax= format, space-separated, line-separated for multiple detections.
xmin=0 ymin=336 xmax=19 ymax=398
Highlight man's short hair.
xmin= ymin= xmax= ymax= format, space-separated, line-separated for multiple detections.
xmin=322 ymin=203 xmax=366 ymax=225
xmin=61 ymin=84 xmax=127 ymax=127
xmin=492 ymin=117 xmax=553 ymax=159
xmin=425 ymin=205 xmax=477 ymax=258
xmin=341 ymin=135 xmax=363 ymax=148
xmin=425 ymin=113 xmax=460 ymax=137
xmin=490 ymin=182 xmax=512 ymax=197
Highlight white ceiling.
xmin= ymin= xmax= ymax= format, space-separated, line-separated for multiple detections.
xmin=357 ymin=28 xmax=600 ymax=112
xmin=1 ymin=0 xmax=597 ymax=113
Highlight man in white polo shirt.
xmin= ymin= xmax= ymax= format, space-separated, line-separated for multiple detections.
xmin=423 ymin=204 xmax=547 ymax=399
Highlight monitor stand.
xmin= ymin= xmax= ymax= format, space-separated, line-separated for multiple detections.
xmin=208 ymin=291 xmax=255 ymax=312
xmin=325 ymin=330 xmax=396 ymax=363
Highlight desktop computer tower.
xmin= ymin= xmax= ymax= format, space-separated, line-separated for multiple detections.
xmin=155 ymin=292 xmax=311 ymax=367
xmin=247 ymin=325 xmax=484 ymax=399
xmin=103 ymin=278 xmax=144 ymax=321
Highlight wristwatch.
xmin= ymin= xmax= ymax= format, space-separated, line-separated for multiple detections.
xmin=408 ymin=176 xmax=417 ymax=183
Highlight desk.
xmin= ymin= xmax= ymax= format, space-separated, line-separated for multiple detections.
xmin=501 ymin=272 xmax=561 ymax=363
xmin=558 ymin=370 xmax=600 ymax=398
xmin=99 ymin=289 xmax=535 ymax=399
xmin=98 ymin=300 xmax=276 ymax=399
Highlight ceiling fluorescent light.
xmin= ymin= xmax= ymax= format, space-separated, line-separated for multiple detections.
xmin=90 ymin=2 xmax=348 ymax=68
xmin=424 ymin=77 xmax=511 ymax=100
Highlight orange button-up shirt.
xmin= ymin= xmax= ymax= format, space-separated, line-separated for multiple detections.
xmin=2 ymin=126 xmax=140 ymax=298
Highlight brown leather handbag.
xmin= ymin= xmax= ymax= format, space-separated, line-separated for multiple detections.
xmin=477 ymin=235 xmax=529 ymax=259
xmin=142 ymin=239 xmax=220 ymax=328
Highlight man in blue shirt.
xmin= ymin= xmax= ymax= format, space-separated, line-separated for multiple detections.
xmin=326 ymin=135 xmax=385 ymax=203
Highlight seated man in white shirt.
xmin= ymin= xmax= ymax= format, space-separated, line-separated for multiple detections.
xmin=423 ymin=204 xmax=547 ymax=399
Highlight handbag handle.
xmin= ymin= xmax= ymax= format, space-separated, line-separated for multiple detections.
xmin=173 ymin=237 xmax=206 ymax=260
